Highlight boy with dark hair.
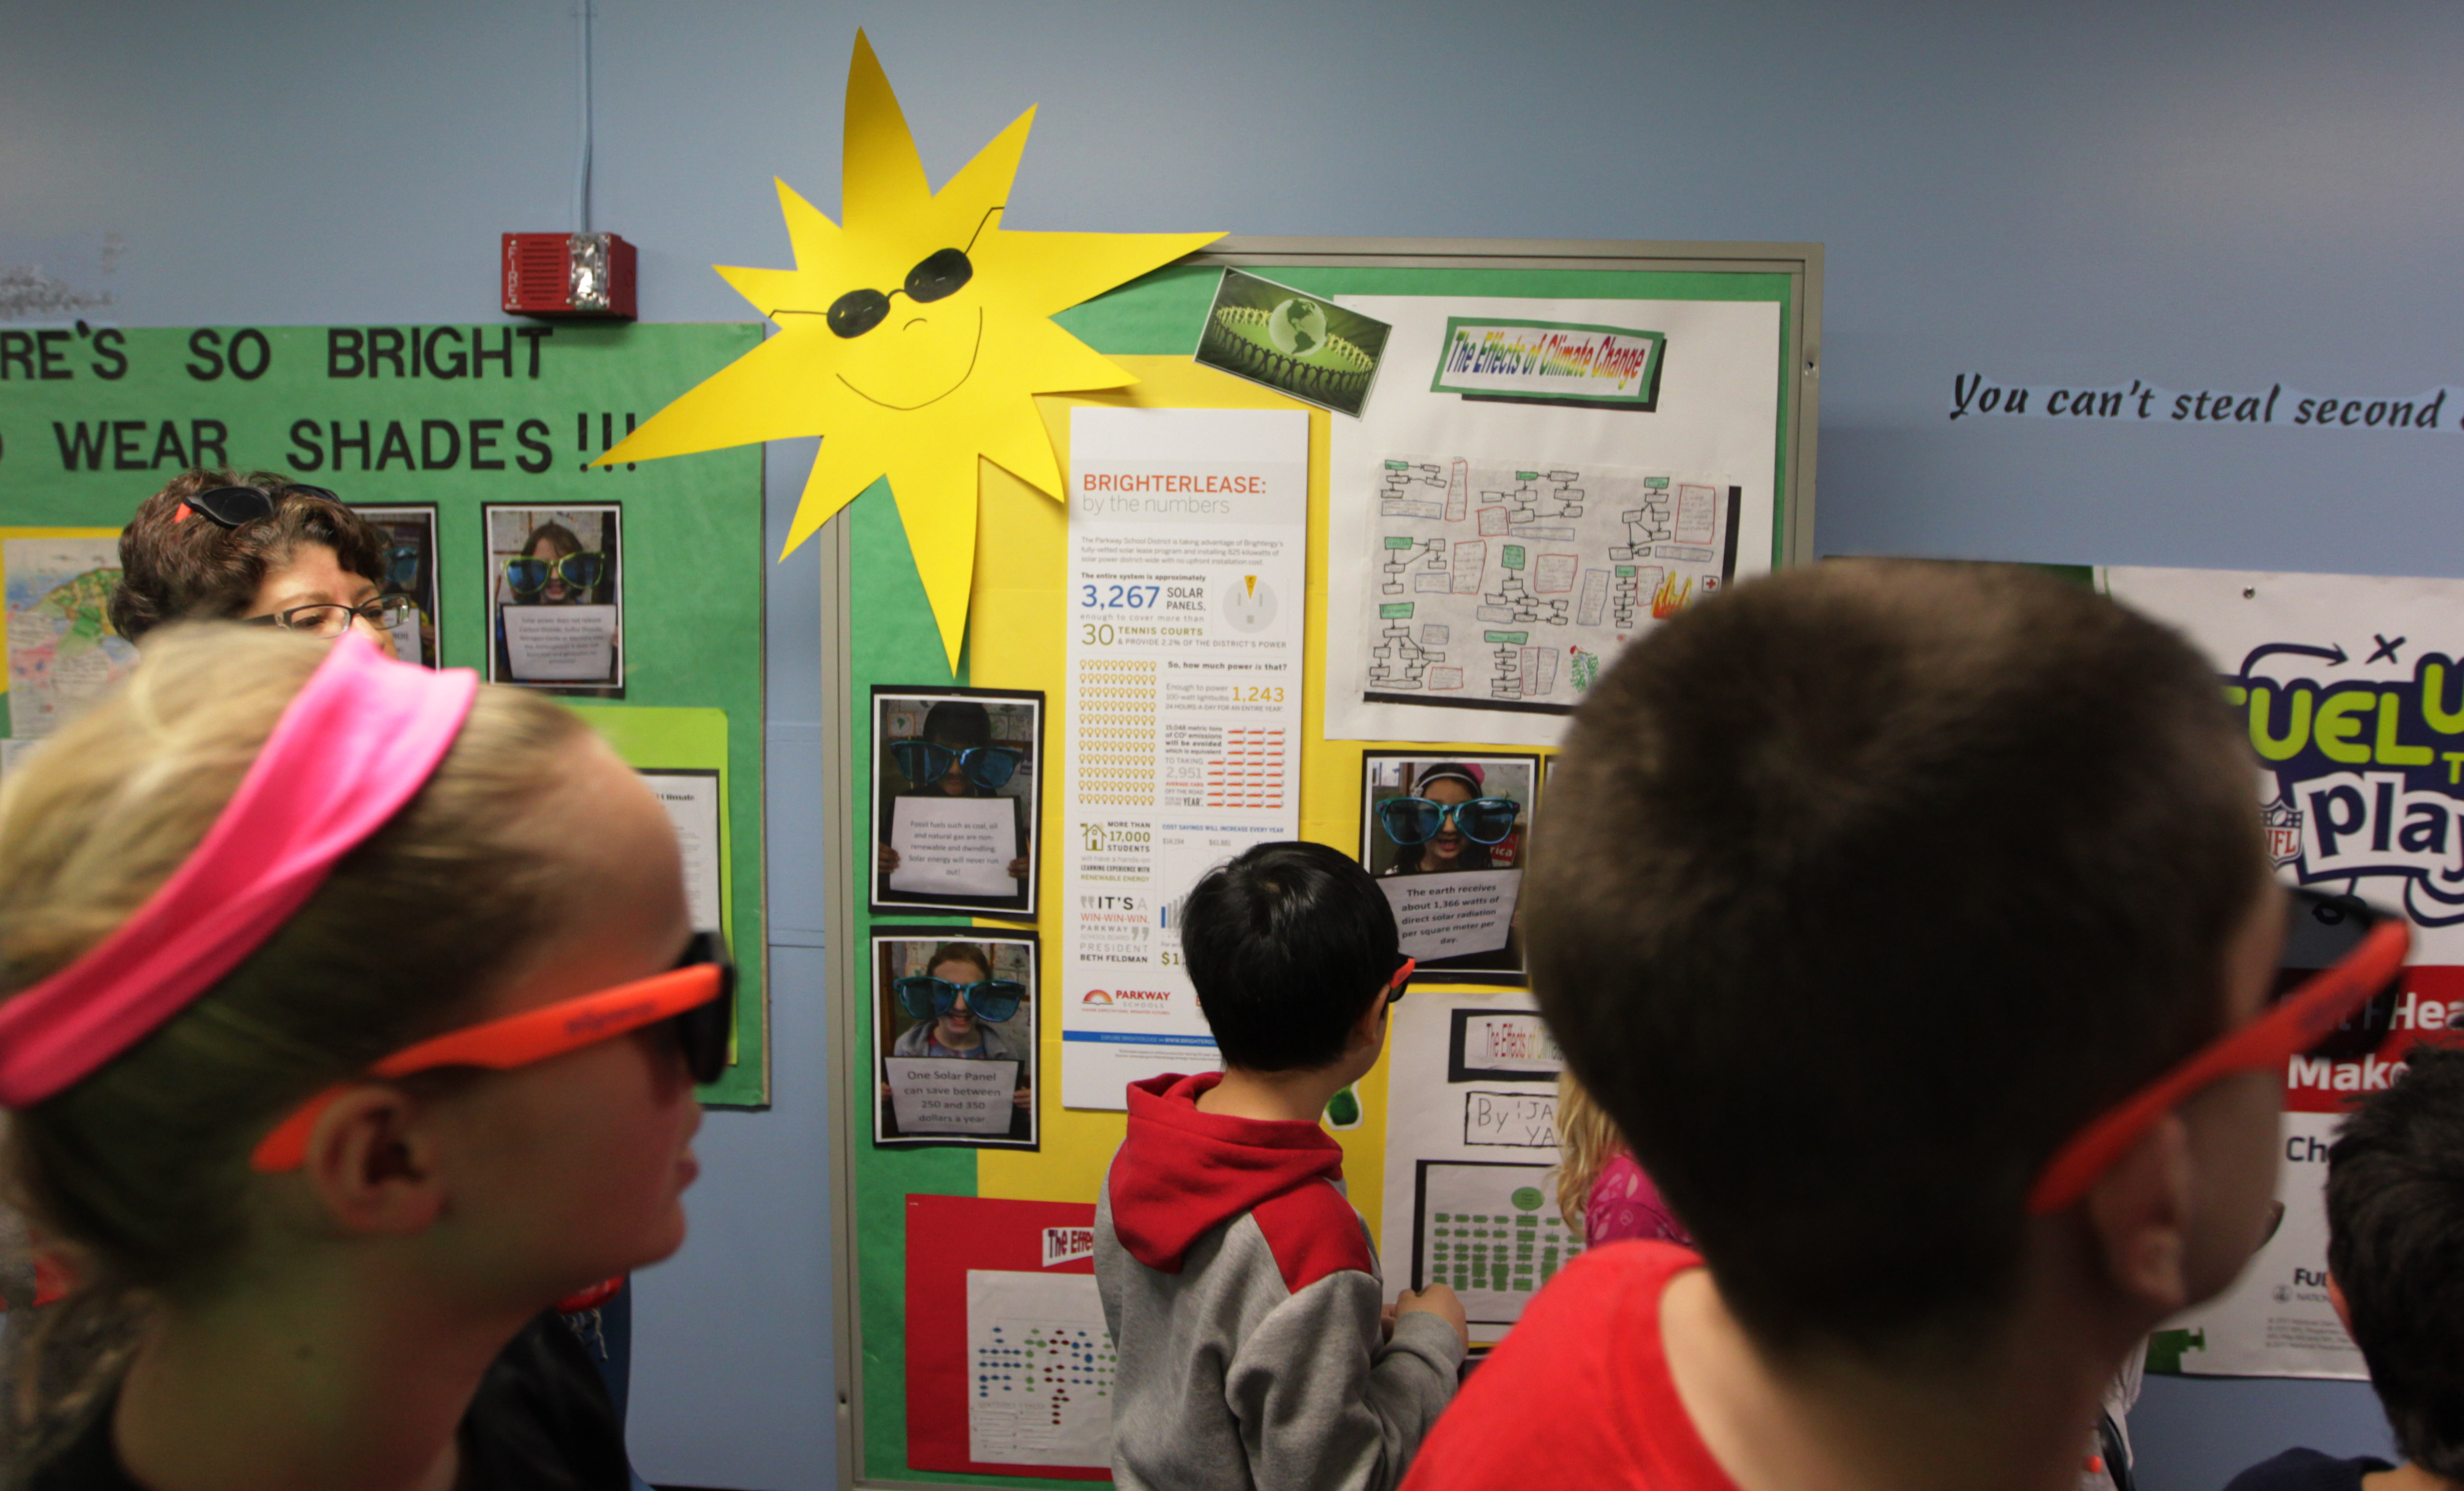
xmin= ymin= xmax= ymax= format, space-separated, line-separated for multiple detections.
xmin=1404 ymin=561 xmax=2315 ymax=1491
xmin=2224 ymin=1044 xmax=2464 ymax=1491
xmin=1096 ymin=840 xmax=1467 ymax=1491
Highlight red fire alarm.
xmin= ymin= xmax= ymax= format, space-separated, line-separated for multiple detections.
xmin=501 ymin=232 xmax=637 ymax=320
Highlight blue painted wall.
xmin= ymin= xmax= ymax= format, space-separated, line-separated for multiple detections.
xmin=7 ymin=2 xmax=2450 ymax=1486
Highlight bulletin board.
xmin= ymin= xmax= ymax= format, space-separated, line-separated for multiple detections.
xmin=0 ymin=323 xmax=772 ymax=1105
xmin=820 ymin=238 xmax=1821 ymax=1487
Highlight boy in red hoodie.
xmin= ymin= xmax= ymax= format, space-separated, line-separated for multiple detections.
xmin=1096 ymin=840 xmax=1467 ymax=1491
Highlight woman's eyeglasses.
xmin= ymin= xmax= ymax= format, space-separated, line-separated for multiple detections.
xmin=504 ymin=552 xmax=609 ymax=597
xmin=891 ymin=740 xmax=1020 ymax=791
xmin=1376 ymin=795 xmax=1522 ymax=847
xmin=175 ymin=483 xmax=339 ymax=529
xmin=250 ymin=931 xmax=735 ymax=1172
xmin=893 ymin=975 xmax=1025 ymax=1024
xmin=247 ymin=598 xmax=413 ymax=638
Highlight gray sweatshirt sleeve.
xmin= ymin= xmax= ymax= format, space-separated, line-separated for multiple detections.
xmin=1224 ymin=1270 xmax=1463 ymax=1491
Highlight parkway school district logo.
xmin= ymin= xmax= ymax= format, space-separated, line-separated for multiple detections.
xmin=1080 ymin=989 xmax=1113 ymax=1006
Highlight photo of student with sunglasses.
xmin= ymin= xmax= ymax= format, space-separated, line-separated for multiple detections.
xmin=872 ymin=695 xmax=1036 ymax=914
xmin=1371 ymin=761 xmax=1526 ymax=877
xmin=110 ymin=469 xmax=409 ymax=653
xmin=488 ymin=507 xmax=623 ymax=695
xmin=876 ymin=940 xmax=1035 ymax=1143
xmin=0 ymin=624 xmax=722 ymax=1490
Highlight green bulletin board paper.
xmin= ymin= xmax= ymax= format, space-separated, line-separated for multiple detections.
xmin=0 ymin=323 xmax=769 ymax=1105
xmin=851 ymin=262 xmax=1802 ymax=1485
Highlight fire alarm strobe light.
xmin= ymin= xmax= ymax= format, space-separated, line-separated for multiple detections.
xmin=502 ymin=232 xmax=636 ymax=320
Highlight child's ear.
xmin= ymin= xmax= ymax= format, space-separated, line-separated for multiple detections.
xmin=2082 ymin=1111 xmax=2195 ymax=1314
xmin=1352 ymin=988 xmax=1392 ymax=1055
xmin=291 ymin=1087 xmax=449 ymax=1238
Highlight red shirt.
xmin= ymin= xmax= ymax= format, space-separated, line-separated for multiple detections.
xmin=1401 ymin=1241 xmax=1742 ymax=1491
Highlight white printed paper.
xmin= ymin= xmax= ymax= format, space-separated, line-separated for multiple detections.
xmin=1379 ymin=868 xmax=1520 ymax=962
xmin=1060 ymin=408 xmax=1309 ymax=1109
xmin=889 ymin=795 xmax=1019 ymax=898
xmin=501 ymin=604 xmax=618 ymax=682
xmin=640 ymin=771 xmax=722 ymax=932
xmin=1325 ymin=296 xmax=1782 ymax=747
xmin=884 ymin=1058 xmax=1020 ymax=1137
xmin=966 ymin=1269 xmax=1116 ymax=1468
xmin=4 ymin=538 xmax=136 ymax=738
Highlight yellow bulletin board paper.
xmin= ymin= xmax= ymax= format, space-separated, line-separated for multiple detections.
xmin=832 ymin=246 xmax=1816 ymax=1487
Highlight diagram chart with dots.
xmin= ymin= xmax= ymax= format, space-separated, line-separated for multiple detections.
xmin=963 ymin=1269 xmax=1119 ymax=1468
xmin=1361 ymin=455 xmax=1739 ymax=716
xmin=1412 ymin=1160 xmax=1583 ymax=1332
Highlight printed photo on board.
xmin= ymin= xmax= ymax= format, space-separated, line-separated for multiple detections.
xmin=1360 ymin=751 xmax=1538 ymax=981
xmin=1194 ymin=268 xmax=1392 ymax=418
xmin=871 ymin=686 xmax=1042 ymax=918
xmin=352 ymin=504 xmax=441 ymax=667
xmin=484 ymin=503 xmax=623 ymax=696
xmin=874 ymin=929 xmax=1039 ymax=1150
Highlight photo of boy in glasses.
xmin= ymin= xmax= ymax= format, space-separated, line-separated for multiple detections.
xmin=874 ymin=935 xmax=1037 ymax=1148
xmin=871 ymin=688 xmax=1040 ymax=916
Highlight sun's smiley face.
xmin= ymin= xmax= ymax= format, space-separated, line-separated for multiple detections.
xmin=819 ymin=235 xmax=987 ymax=410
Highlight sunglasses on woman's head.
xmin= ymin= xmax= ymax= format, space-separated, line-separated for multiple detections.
xmin=894 ymin=975 xmax=1024 ymax=1024
xmin=504 ymin=552 xmax=608 ymax=597
xmin=2028 ymin=887 xmax=2410 ymax=1215
xmin=175 ymin=483 xmax=339 ymax=529
xmin=891 ymin=740 xmax=1019 ymax=791
xmin=250 ymin=930 xmax=735 ymax=1172
xmin=1377 ymin=795 xmax=1521 ymax=847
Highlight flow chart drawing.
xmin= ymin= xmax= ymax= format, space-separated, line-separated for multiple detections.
xmin=1362 ymin=456 xmax=1739 ymax=716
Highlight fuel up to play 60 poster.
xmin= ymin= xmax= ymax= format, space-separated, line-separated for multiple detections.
xmin=2108 ymin=565 xmax=2464 ymax=1380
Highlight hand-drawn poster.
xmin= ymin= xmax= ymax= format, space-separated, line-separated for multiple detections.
xmin=1377 ymin=989 xmax=1575 ymax=1348
xmin=905 ymin=1195 xmax=1114 ymax=1482
xmin=1058 ymin=407 xmax=1308 ymax=1110
xmin=1325 ymin=296 xmax=1782 ymax=748
xmin=2106 ymin=564 xmax=2464 ymax=1380
xmin=4 ymin=537 xmax=135 ymax=738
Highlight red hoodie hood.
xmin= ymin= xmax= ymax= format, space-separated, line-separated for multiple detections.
xmin=1108 ymin=1071 xmax=1346 ymax=1273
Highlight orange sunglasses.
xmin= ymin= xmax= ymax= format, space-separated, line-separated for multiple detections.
xmin=2027 ymin=889 xmax=2410 ymax=1215
xmin=251 ymin=932 xmax=733 ymax=1173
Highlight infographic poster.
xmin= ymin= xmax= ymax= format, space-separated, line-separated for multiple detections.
xmin=1058 ymin=407 xmax=1309 ymax=1110
xmin=2108 ymin=564 xmax=2464 ymax=1380
xmin=1325 ymin=295 xmax=1781 ymax=748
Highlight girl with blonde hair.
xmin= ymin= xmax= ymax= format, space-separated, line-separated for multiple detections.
xmin=0 ymin=626 xmax=727 ymax=1490
xmin=1554 ymin=1068 xmax=1691 ymax=1248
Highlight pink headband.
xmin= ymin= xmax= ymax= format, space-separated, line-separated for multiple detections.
xmin=0 ymin=634 xmax=478 ymax=1108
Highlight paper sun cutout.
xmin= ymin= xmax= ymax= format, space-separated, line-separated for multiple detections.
xmin=598 ymin=31 xmax=1221 ymax=668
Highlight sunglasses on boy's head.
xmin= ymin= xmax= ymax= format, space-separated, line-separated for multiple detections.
xmin=504 ymin=552 xmax=608 ymax=597
xmin=175 ymin=483 xmax=339 ymax=529
xmin=894 ymin=975 xmax=1024 ymax=1024
xmin=249 ymin=931 xmax=735 ymax=1173
xmin=891 ymin=740 xmax=1019 ymax=792
xmin=2028 ymin=887 xmax=2412 ymax=1215
xmin=1376 ymin=795 xmax=1521 ymax=847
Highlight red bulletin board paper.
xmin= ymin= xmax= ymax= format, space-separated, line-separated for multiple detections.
xmin=906 ymin=1194 xmax=1109 ymax=1480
